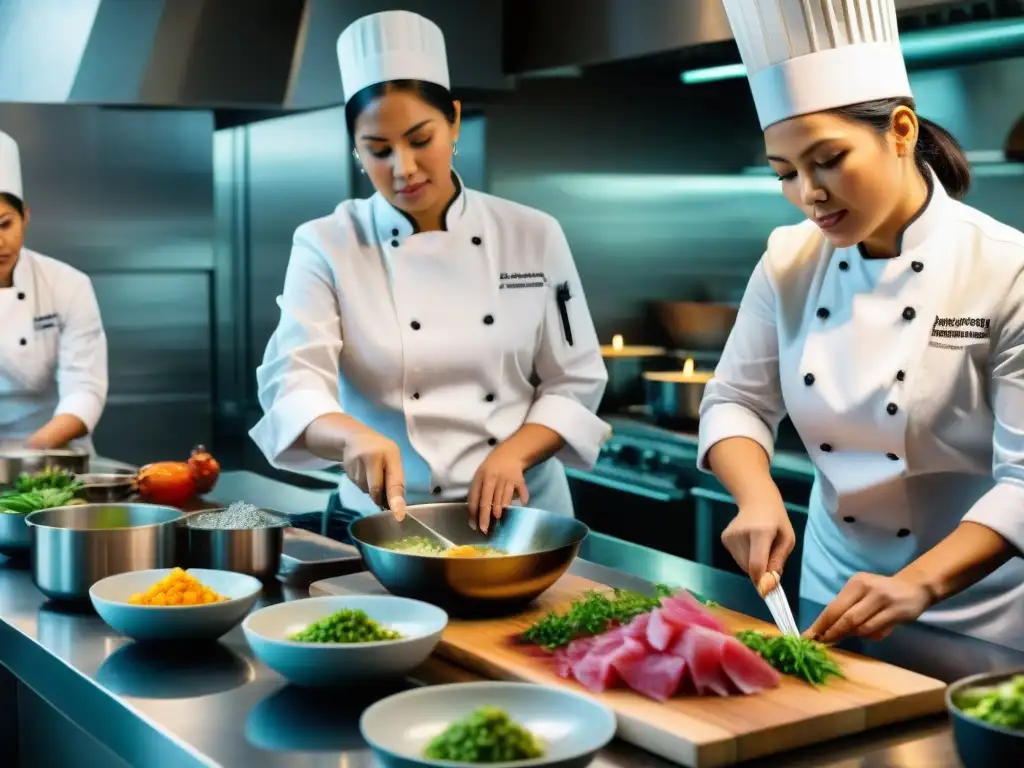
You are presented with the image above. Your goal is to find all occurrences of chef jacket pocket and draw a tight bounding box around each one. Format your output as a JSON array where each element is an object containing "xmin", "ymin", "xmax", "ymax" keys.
[{"xmin": 498, "ymin": 282, "xmax": 546, "ymax": 357}]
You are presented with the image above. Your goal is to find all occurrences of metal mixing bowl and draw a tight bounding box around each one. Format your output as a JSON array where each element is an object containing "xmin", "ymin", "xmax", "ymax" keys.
[
  {"xmin": 0, "ymin": 449, "xmax": 90, "ymax": 485},
  {"xmin": 26, "ymin": 503, "xmax": 183, "ymax": 602},
  {"xmin": 76, "ymin": 472, "xmax": 137, "ymax": 503},
  {"xmin": 349, "ymin": 503, "xmax": 589, "ymax": 618}
]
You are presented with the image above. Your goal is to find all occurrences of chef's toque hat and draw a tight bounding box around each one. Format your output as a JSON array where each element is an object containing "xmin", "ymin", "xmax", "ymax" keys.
[
  {"xmin": 337, "ymin": 10, "xmax": 450, "ymax": 103},
  {"xmin": 0, "ymin": 130, "xmax": 23, "ymax": 199},
  {"xmin": 722, "ymin": 0, "xmax": 913, "ymax": 130}
]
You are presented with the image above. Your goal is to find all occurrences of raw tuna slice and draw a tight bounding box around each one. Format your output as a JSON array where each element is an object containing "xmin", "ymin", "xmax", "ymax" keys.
[
  {"xmin": 620, "ymin": 612, "xmax": 651, "ymax": 640},
  {"xmin": 615, "ymin": 652, "xmax": 688, "ymax": 701},
  {"xmin": 660, "ymin": 592, "xmax": 727, "ymax": 634},
  {"xmin": 673, "ymin": 625, "xmax": 733, "ymax": 697},
  {"xmin": 645, "ymin": 608, "xmax": 680, "ymax": 651},
  {"xmin": 720, "ymin": 636, "xmax": 781, "ymax": 693},
  {"xmin": 571, "ymin": 636, "xmax": 647, "ymax": 692}
]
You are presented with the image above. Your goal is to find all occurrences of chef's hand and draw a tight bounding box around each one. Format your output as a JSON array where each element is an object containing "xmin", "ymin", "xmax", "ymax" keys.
[
  {"xmin": 721, "ymin": 501, "xmax": 796, "ymax": 598},
  {"xmin": 468, "ymin": 445, "xmax": 529, "ymax": 534},
  {"xmin": 341, "ymin": 426, "xmax": 407, "ymax": 520},
  {"xmin": 805, "ymin": 572, "xmax": 934, "ymax": 645}
]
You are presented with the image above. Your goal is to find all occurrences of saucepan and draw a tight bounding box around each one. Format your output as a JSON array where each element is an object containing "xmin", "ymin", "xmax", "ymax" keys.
[{"xmin": 349, "ymin": 503, "xmax": 589, "ymax": 617}]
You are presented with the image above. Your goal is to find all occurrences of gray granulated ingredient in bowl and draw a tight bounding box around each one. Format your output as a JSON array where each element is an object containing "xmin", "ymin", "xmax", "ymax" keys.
[{"xmin": 187, "ymin": 501, "xmax": 287, "ymax": 530}]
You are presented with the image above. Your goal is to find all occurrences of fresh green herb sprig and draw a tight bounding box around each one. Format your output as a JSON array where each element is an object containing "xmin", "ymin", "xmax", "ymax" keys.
[
  {"xmin": 288, "ymin": 608, "xmax": 402, "ymax": 644},
  {"xmin": 736, "ymin": 629, "xmax": 843, "ymax": 686},
  {"xmin": 520, "ymin": 584, "xmax": 684, "ymax": 650},
  {"xmin": 424, "ymin": 706, "xmax": 544, "ymax": 763},
  {"xmin": 0, "ymin": 486, "xmax": 80, "ymax": 514},
  {"xmin": 14, "ymin": 467, "xmax": 79, "ymax": 493}
]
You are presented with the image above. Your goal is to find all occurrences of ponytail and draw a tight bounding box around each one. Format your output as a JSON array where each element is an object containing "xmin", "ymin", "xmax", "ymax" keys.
[
  {"xmin": 915, "ymin": 115, "xmax": 971, "ymax": 200},
  {"xmin": 829, "ymin": 98, "xmax": 972, "ymax": 201}
]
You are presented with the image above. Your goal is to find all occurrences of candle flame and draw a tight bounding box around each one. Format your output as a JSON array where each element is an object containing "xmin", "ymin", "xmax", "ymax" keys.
[
  {"xmin": 682, "ymin": 358, "xmax": 695, "ymax": 377},
  {"xmin": 612, "ymin": 334, "xmax": 623, "ymax": 351}
]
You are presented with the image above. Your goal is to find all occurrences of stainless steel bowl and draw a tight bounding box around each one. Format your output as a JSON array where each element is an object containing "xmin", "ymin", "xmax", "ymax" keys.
[
  {"xmin": 26, "ymin": 503, "xmax": 183, "ymax": 602},
  {"xmin": 0, "ymin": 449, "xmax": 90, "ymax": 485},
  {"xmin": 76, "ymin": 472, "xmax": 137, "ymax": 503},
  {"xmin": 349, "ymin": 503, "xmax": 589, "ymax": 618},
  {"xmin": 642, "ymin": 369, "xmax": 713, "ymax": 423},
  {"xmin": 185, "ymin": 508, "xmax": 287, "ymax": 579}
]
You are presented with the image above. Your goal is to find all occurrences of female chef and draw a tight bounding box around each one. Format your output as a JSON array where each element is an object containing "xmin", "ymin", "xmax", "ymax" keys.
[
  {"xmin": 250, "ymin": 10, "xmax": 609, "ymax": 533},
  {"xmin": 0, "ymin": 130, "xmax": 108, "ymax": 452},
  {"xmin": 698, "ymin": 0, "xmax": 1024, "ymax": 651}
]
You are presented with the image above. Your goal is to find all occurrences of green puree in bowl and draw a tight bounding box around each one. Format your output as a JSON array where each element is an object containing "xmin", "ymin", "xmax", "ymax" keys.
[
  {"xmin": 955, "ymin": 674, "xmax": 1024, "ymax": 730},
  {"xmin": 424, "ymin": 706, "xmax": 544, "ymax": 763}
]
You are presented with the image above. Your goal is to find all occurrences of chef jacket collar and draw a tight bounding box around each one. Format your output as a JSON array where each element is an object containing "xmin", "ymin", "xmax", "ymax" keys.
[
  {"xmin": 857, "ymin": 166, "xmax": 945, "ymax": 259},
  {"xmin": 9, "ymin": 249, "xmax": 29, "ymax": 289},
  {"xmin": 373, "ymin": 170, "xmax": 468, "ymax": 240}
]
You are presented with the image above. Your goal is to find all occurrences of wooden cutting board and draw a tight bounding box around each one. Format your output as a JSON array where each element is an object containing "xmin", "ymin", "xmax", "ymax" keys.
[{"xmin": 311, "ymin": 571, "xmax": 947, "ymax": 767}]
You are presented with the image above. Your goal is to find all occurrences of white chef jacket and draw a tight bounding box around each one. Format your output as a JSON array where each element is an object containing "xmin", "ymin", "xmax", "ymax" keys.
[
  {"xmin": 250, "ymin": 175, "xmax": 610, "ymax": 516},
  {"xmin": 0, "ymin": 249, "xmax": 108, "ymax": 453},
  {"xmin": 697, "ymin": 171, "xmax": 1024, "ymax": 651}
]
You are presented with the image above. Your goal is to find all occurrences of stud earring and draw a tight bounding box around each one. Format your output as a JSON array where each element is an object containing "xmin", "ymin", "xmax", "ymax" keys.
[
  {"xmin": 452, "ymin": 141, "xmax": 458, "ymax": 157},
  {"xmin": 352, "ymin": 148, "xmax": 366, "ymax": 174}
]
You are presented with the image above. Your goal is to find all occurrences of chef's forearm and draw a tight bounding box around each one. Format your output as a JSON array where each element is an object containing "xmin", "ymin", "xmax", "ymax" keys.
[
  {"xmin": 897, "ymin": 521, "xmax": 1014, "ymax": 604},
  {"xmin": 706, "ymin": 436, "xmax": 785, "ymax": 509},
  {"xmin": 302, "ymin": 413, "xmax": 371, "ymax": 461},
  {"xmin": 499, "ymin": 424, "xmax": 565, "ymax": 470},
  {"xmin": 27, "ymin": 415, "xmax": 89, "ymax": 450}
]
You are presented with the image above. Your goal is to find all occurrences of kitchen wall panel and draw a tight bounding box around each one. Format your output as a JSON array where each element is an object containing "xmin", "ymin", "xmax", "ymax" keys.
[
  {"xmin": 0, "ymin": 104, "xmax": 215, "ymax": 463},
  {"xmin": 485, "ymin": 58, "xmax": 1024, "ymax": 344}
]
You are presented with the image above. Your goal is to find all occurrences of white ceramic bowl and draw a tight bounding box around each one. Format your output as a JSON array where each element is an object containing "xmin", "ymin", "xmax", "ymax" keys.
[
  {"xmin": 89, "ymin": 568, "xmax": 262, "ymax": 641},
  {"xmin": 242, "ymin": 595, "xmax": 448, "ymax": 687},
  {"xmin": 360, "ymin": 681, "xmax": 617, "ymax": 768}
]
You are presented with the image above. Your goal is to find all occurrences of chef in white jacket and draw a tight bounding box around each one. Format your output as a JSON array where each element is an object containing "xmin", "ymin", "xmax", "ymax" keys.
[
  {"xmin": 250, "ymin": 10, "xmax": 609, "ymax": 532},
  {"xmin": 698, "ymin": 0, "xmax": 1024, "ymax": 651},
  {"xmin": 0, "ymin": 130, "xmax": 108, "ymax": 452}
]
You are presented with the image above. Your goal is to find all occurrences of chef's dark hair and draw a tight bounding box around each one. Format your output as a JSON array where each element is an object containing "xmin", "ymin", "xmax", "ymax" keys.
[
  {"xmin": 830, "ymin": 98, "xmax": 971, "ymax": 200},
  {"xmin": 0, "ymin": 192, "xmax": 24, "ymax": 217},
  {"xmin": 344, "ymin": 79, "xmax": 457, "ymax": 136}
]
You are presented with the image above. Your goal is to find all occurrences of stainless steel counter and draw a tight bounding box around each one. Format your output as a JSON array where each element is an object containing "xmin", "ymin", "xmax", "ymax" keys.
[{"xmin": 1, "ymin": 526, "xmax": 1022, "ymax": 767}]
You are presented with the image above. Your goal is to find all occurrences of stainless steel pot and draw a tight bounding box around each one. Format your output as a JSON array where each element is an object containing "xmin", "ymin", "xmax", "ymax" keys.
[
  {"xmin": 651, "ymin": 301, "xmax": 738, "ymax": 351},
  {"xmin": 185, "ymin": 508, "xmax": 286, "ymax": 579},
  {"xmin": 643, "ymin": 369, "xmax": 715, "ymax": 423},
  {"xmin": 600, "ymin": 345, "xmax": 669, "ymax": 411},
  {"xmin": 0, "ymin": 513, "xmax": 31, "ymax": 560},
  {"xmin": 26, "ymin": 503, "xmax": 183, "ymax": 601},
  {"xmin": 0, "ymin": 449, "xmax": 90, "ymax": 485},
  {"xmin": 349, "ymin": 503, "xmax": 588, "ymax": 618}
]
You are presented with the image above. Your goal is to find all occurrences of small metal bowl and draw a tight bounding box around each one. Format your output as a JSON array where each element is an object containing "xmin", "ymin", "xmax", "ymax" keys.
[
  {"xmin": 76, "ymin": 472, "xmax": 137, "ymax": 503},
  {"xmin": 0, "ymin": 449, "xmax": 89, "ymax": 485},
  {"xmin": 184, "ymin": 507, "xmax": 288, "ymax": 580}
]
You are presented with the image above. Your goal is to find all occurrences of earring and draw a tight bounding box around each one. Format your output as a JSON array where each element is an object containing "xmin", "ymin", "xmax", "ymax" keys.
[
  {"xmin": 452, "ymin": 141, "xmax": 458, "ymax": 157},
  {"xmin": 352, "ymin": 148, "xmax": 365, "ymax": 174}
]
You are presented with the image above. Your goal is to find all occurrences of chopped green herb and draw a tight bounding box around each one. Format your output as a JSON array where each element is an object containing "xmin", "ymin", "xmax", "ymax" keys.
[
  {"xmin": 954, "ymin": 675, "xmax": 1024, "ymax": 730},
  {"xmin": 736, "ymin": 630, "xmax": 843, "ymax": 686},
  {"xmin": 288, "ymin": 608, "xmax": 402, "ymax": 644},
  {"xmin": 424, "ymin": 706, "xmax": 544, "ymax": 763},
  {"xmin": 520, "ymin": 583, "xmax": 719, "ymax": 650}
]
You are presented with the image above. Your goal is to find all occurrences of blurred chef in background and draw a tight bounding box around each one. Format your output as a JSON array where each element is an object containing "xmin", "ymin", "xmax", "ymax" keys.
[
  {"xmin": 698, "ymin": 0, "xmax": 1024, "ymax": 650},
  {"xmin": 250, "ymin": 10, "xmax": 609, "ymax": 532},
  {"xmin": 0, "ymin": 130, "xmax": 108, "ymax": 452}
]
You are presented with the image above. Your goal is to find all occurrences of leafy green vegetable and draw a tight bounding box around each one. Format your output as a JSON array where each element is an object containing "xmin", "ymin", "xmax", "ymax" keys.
[
  {"xmin": 0, "ymin": 486, "xmax": 80, "ymax": 515},
  {"xmin": 520, "ymin": 584, "xmax": 710, "ymax": 650},
  {"xmin": 288, "ymin": 608, "xmax": 402, "ymax": 644},
  {"xmin": 14, "ymin": 467, "xmax": 79, "ymax": 493},
  {"xmin": 424, "ymin": 706, "xmax": 544, "ymax": 763},
  {"xmin": 736, "ymin": 630, "xmax": 843, "ymax": 686},
  {"xmin": 955, "ymin": 675, "xmax": 1024, "ymax": 730}
]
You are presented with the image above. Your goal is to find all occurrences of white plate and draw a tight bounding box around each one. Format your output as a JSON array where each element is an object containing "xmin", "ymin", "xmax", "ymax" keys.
[
  {"xmin": 360, "ymin": 681, "xmax": 617, "ymax": 767},
  {"xmin": 242, "ymin": 595, "xmax": 447, "ymax": 687},
  {"xmin": 89, "ymin": 568, "xmax": 262, "ymax": 641}
]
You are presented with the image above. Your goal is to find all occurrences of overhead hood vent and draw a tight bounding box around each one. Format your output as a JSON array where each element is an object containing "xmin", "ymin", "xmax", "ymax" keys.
[
  {"xmin": 1, "ymin": 0, "xmax": 508, "ymax": 111},
  {"xmin": 505, "ymin": 0, "xmax": 1024, "ymax": 76}
]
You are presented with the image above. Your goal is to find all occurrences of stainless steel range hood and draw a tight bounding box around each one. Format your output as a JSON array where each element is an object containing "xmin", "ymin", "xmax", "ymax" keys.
[
  {"xmin": 504, "ymin": 0, "xmax": 1024, "ymax": 75},
  {"xmin": 1, "ymin": 0, "xmax": 507, "ymax": 110}
]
